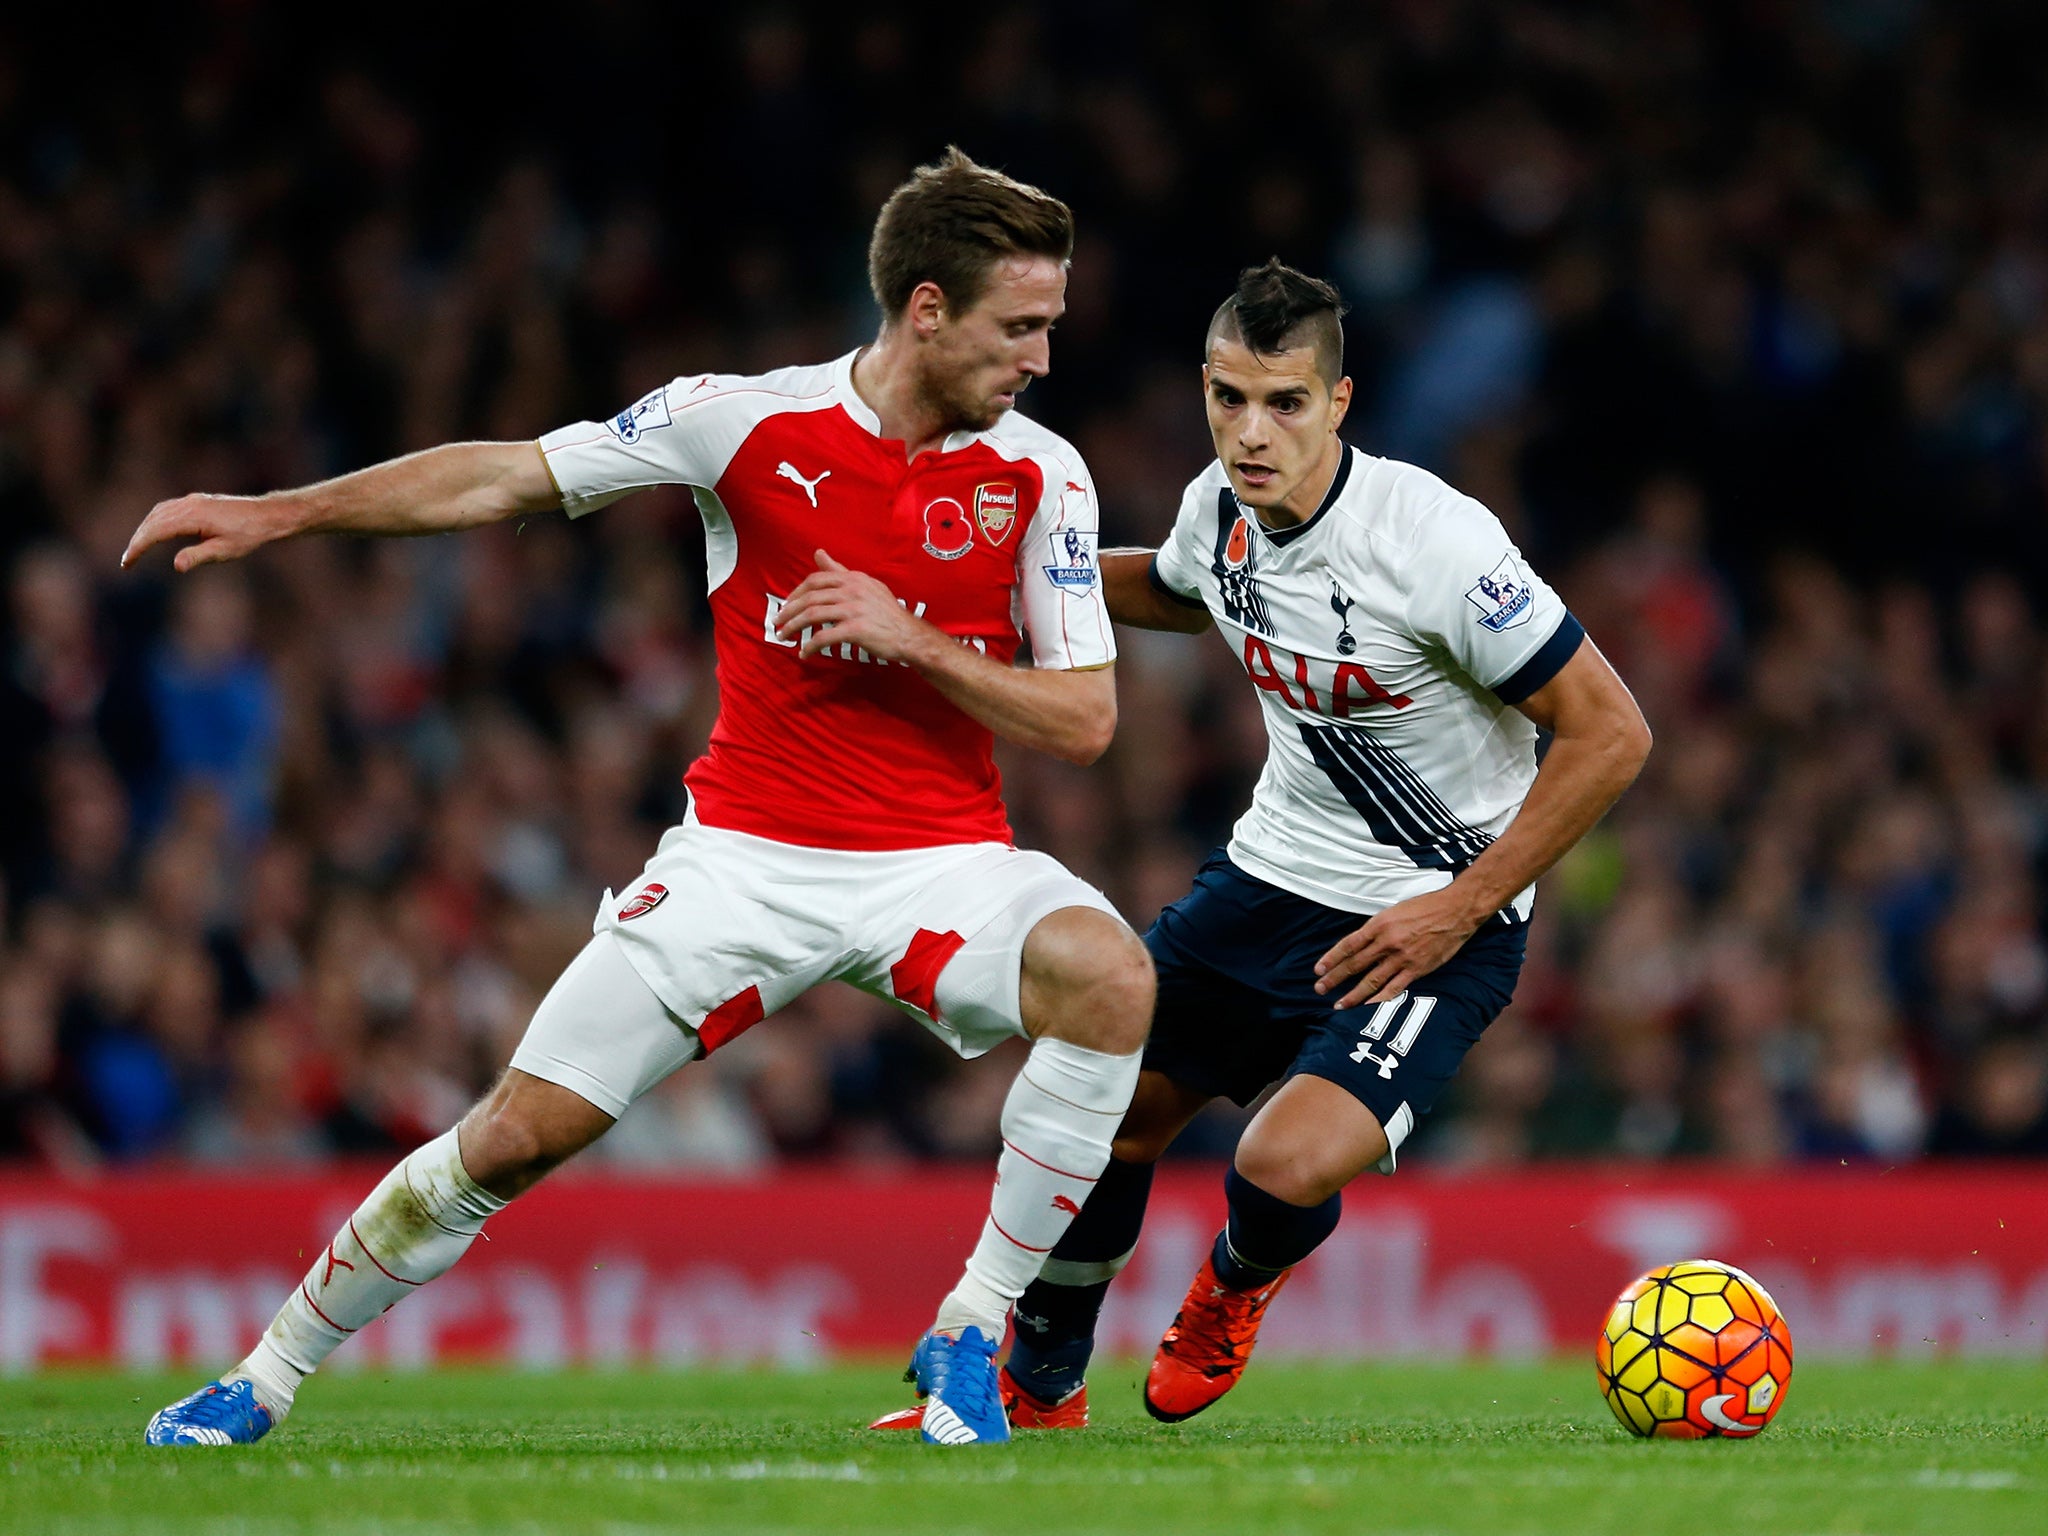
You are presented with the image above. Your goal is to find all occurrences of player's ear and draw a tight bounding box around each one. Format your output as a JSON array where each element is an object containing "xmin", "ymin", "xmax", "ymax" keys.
[
  {"xmin": 906, "ymin": 281, "xmax": 948, "ymax": 340},
  {"xmin": 1329, "ymin": 375, "xmax": 1353, "ymax": 432}
]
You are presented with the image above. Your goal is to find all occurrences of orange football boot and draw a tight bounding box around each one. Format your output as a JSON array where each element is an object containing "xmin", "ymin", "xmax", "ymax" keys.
[
  {"xmin": 868, "ymin": 1366, "xmax": 1087, "ymax": 1431},
  {"xmin": 1142, "ymin": 1255, "xmax": 1292, "ymax": 1422}
]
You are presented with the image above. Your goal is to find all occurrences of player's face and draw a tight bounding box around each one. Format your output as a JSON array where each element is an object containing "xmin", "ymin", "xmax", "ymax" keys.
[
  {"xmin": 1204, "ymin": 337, "xmax": 1352, "ymax": 521},
  {"xmin": 923, "ymin": 255, "xmax": 1066, "ymax": 432}
]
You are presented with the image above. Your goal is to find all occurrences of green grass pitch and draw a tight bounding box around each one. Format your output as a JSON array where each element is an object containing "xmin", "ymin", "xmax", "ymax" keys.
[{"xmin": 4, "ymin": 1362, "xmax": 2043, "ymax": 1535}]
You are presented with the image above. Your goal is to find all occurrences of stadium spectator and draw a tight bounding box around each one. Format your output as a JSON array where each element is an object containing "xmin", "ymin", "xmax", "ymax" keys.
[
  {"xmin": 0, "ymin": 959, "xmax": 96, "ymax": 1168},
  {"xmin": 143, "ymin": 570, "xmax": 278, "ymax": 844}
]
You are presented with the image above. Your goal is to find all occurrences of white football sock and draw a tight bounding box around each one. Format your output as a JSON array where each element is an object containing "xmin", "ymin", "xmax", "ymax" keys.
[
  {"xmin": 934, "ymin": 1036, "xmax": 1142, "ymax": 1341},
  {"xmin": 226, "ymin": 1126, "xmax": 505, "ymax": 1417}
]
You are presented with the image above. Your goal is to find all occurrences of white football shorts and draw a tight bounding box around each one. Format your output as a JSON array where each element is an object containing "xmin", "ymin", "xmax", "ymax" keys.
[{"xmin": 508, "ymin": 810, "xmax": 1125, "ymax": 1118}]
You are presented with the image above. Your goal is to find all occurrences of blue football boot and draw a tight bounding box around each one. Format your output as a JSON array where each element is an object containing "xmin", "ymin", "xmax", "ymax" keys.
[
  {"xmin": 144, "ymin": 1378, "xmax": 277, "ymax": 1446},
  {"xmin": 906, "ymin": 1326, "xmax": 1010, "ymax": 1446}
]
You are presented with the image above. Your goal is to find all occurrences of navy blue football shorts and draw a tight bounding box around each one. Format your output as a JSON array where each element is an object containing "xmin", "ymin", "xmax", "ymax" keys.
[{"xmin": 1142, "ymin": 850, "xmax": 1527, "ymax": 1171}]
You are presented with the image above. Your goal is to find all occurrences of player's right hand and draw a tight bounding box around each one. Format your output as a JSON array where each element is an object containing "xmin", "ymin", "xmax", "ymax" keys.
[
  {"xmin": 1313, "ymin": 884, "xmax": 1480, "ymax": 1009},
  {"xmin": 122, "ymin": 494, "xmax": 298, "ymax": 572},
  {"xmin": 776, "ymin": 549, "xmax": 937, "ymax": 664}
]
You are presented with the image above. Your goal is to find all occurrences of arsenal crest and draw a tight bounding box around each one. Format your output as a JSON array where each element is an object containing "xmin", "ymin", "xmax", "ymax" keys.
[
  {"xmin": 616, "ymin": 883, "xmax": 669, "ymax": 921},
  {"xmin": 923, "ymin": 497, "xmax": 973, "ymax": 560},
  {"xmin": 974, "ymin": 482, "xmax": 1019, "ymax": 545}
]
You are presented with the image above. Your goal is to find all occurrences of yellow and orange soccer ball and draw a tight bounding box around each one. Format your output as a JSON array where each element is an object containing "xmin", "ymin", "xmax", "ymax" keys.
[{"xmin": 1596, "ymin": 1259, "xmax": 1793, "ymax": 1439}]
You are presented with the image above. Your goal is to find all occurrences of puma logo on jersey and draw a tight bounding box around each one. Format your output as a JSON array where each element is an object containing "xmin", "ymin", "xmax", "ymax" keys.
[
  {"xmin": 776, "ymin": 462, "xmax": 831, "ymax": 506},
  {"xmin": 1051, "ymin": 1194, "xmax": 1083, "ymax": 1216}
]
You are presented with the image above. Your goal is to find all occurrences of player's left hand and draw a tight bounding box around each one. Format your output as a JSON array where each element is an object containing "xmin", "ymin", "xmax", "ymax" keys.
[
  {"xmin": 1313, "ymin": 885, "xmax": 1481, "ymax": 1009},
  {"xmin": 775, "ymin": 550, "xmax": 933, "ymax": 663}
]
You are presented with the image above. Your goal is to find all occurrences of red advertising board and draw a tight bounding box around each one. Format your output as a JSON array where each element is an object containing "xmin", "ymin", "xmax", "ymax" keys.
[{"xmin": 2, "ymin": 1166, "xmax": 2042, "ymax": 1371}]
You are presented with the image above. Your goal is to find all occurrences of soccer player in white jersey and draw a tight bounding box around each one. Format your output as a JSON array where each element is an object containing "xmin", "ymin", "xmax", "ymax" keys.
[
  {"xmin": 991, "ymin": 260, "xmax": 1649, "ymax": 1426},
  {"xmin": 125, "ymin": 149, "xmax": 1153, "ymax": 1449}
]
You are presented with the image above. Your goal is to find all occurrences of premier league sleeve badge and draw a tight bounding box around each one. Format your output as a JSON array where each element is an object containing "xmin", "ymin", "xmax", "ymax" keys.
[
  {"xmin": 1464, "ymin": 554, "xmax": 1533, "ymax": 632},
  {"xmin": 1043, "ymin": 528, "xmax": 1099, "ymax": 590}
]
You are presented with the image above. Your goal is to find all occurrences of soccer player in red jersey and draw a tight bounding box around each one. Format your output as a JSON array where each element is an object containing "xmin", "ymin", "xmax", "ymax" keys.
[{"xmin": 129, "ymin": 149, "xmax": 1151, "ymax": 1450}]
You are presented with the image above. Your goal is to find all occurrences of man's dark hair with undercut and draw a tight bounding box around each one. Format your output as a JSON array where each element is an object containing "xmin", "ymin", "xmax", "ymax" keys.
[{"xmin": 1207, "ymin": 258, "xmax": 1349, "ymax": 385}]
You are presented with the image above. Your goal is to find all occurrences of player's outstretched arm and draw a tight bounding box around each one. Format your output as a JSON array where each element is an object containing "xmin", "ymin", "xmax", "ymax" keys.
[
  {"xmin": 1314, "ymin": 636, "xmax": 1651, "ymax": 1007},
  {"xmin": 121, "ymin": 441, "xmax": 562, "ymax": 573},
  {"xmin": 1098, "ymin": 549, "xmax": 1213, "ymax": 634},
  {"xmin": 774, "ymin": 550, "xmax": 1117, "ymax": 764}
]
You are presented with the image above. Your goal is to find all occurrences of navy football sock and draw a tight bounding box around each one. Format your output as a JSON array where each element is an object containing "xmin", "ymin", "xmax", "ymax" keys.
[
  {"xmin": 1210, "ymin": 1165, "xmax": 1341, "ymax": 1289},
  {"xmin": 1006, "ymin": 1157, "xmax": 1155, "ymax": 1400}
]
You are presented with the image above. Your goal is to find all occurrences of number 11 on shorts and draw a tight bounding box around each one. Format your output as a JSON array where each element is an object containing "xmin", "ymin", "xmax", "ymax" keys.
[{"xmin": 1348, "ymin": 993, "xmax": 1437, "ymax": 1079}]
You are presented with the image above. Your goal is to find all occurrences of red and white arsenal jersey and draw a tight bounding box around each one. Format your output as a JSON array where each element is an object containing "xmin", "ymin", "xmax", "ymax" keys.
[{"xmin": 537, "ymin": 351, "xmax": 1115, "ymax": 851}]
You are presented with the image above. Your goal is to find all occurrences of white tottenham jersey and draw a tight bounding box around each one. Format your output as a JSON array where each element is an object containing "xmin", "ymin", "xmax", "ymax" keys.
[{"xmin": 1152, "ymin": 447, "xmax": 1584, "ymax": 919}]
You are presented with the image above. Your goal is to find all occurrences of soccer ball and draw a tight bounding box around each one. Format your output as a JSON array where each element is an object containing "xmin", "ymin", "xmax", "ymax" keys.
[{"xmin": 1595, "ymin": 1259, "xmax": 1793, "ymax": 1439}]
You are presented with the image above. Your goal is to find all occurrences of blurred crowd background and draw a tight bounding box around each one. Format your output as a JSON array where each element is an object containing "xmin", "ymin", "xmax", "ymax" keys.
[{"xmin": 6, "ymin": 1, "xmax": 2048, "ymax": 1173}]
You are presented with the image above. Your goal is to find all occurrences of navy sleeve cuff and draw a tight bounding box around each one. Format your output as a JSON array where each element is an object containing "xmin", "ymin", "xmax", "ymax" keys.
[
  {"xmin": 1148, "ymin": 554, "xmax": 1208, "ymax": 610},
  {"xmin": 1492, "ymin": 612, "xmax": 1585, "ymax": 705}
]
